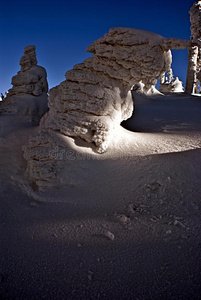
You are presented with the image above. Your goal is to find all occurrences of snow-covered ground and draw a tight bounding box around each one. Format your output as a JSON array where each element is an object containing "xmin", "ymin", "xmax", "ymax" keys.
[{"xmin": 0, "ymin": 93, "xmax": 201, "ymax": 299}]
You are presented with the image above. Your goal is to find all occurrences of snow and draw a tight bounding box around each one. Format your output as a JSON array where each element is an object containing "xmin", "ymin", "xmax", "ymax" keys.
[
  {"xmin": 39, "ymin": 27, "xmax": 193, "ymax": 155},
  {"xmin": 0, "ymin": 93, "xmax": 201, "ymax": 299}
]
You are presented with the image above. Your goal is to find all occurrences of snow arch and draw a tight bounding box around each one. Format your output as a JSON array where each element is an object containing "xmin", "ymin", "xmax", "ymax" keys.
[
  {"xmin": 38, "ymin": 27, "xmax": 190, "ymax": 153},
  {"xmin": 24, "ymin": 28, "xmax": 193, "ymax": 190}
]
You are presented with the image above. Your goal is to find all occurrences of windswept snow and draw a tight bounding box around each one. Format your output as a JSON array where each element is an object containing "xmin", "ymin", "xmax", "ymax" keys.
[{"xmin": 0, "ymin": 93, "xmax": 201, "ymax": 299}]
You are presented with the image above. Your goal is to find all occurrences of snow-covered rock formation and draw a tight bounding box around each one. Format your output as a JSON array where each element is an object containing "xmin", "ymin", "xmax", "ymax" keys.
[
  {"xmin": 8, "ymin": 45, "xmax": 48, "ymax": 97},
  {"xmin": 41, "ymin": 28, "xmax": 175, "ymax": 154},
  {"xmin": 36, "ymin": 28, "xmax": 191, "ymax": 153},
  {"xmin": 189, "ymin": 1, "xmax": 201, "ymax": 42},
  {"xmin": 23, "ymin": 28, "xmax": 194, "ymax": 190},
  {"xmin": 185, "ymin": 1, "xmax": 201, "ymax": 94},
  {"xmin": 0, "ymin": 45, "xmax": 48, "ymax": 124}
]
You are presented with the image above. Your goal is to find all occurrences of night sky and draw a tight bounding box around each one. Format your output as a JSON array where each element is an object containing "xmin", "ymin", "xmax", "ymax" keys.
[{"xmin": 0, "ymin": 0, "xmax": 195, "ymax": 94}]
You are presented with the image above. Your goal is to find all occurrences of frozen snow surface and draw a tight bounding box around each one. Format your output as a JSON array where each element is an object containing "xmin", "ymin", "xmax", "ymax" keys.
[
  {"xmin": 1, "ymin": 20, "xmax": 201, "ymax": 298},
  {"xmin": 0, "ymin": 93, "xmax": 201, "ymax": 299}
]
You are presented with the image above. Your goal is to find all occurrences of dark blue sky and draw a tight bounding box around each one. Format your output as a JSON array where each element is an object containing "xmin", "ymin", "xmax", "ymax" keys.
[{"xmin": 0, "ymin": 0, "xmax": 195, "ymax": 93}]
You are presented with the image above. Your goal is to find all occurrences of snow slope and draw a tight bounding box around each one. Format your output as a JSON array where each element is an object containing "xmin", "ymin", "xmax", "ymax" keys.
[{"xmin": 0, "ymin": 93, "xmax": 201, "ymax": 299}]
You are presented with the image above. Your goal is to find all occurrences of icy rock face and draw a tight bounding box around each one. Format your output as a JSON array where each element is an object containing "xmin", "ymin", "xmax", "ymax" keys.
[
  {"xmin": 8, "ymin": 45, "xmax": 48, "ymax": 97},
  {"xmin": 0, "ymin": 46, "xmax": 49, "ymax": 124},
  {"xmin": 40, "ymin": 28, "xmax": 176, "ymax": 153}
]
